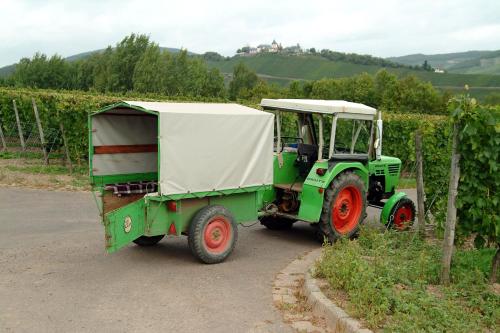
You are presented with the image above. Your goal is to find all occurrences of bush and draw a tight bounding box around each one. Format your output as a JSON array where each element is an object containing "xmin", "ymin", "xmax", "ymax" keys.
[{"xmin": 315, "ymin": 228, "xmax": 499, "ymax": 331}]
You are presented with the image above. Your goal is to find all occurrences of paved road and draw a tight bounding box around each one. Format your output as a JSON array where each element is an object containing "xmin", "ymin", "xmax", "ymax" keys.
[{"xmin": 0, "ymin": 187, "xmax": 415, "ymax": 333}]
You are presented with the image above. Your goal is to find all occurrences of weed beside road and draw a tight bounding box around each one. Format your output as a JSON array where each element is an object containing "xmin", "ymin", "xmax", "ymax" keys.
[{"xmin": 315, "ymin": 227, "xmax": 499, "ymax": 332}]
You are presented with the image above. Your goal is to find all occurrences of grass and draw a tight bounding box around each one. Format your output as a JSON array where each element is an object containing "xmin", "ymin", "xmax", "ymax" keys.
[
  {"xmin": 4, "ymin": 164, "xmax": 87, "ymax": 175},
  {"xmin": 398, "ymin": 177, "xmax": 416, "ymax": 189},
  {"xmin": 315, "ymin": 227, "xmax": 499, "ymax": 332}
]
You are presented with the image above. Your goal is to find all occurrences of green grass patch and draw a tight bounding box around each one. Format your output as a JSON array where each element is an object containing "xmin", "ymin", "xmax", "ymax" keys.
[
  {"xmin": 398, "ymin": 177, "xmax": 416, "ymax": 189},
  {"xmin": 4, "ymin": 164, "xmax": 87, "ymax": 175},
  {"xmin": 0, "ymin": 151, "xmax": 65, "ymax": 160},
  {"xmin": 315, "ymin": 228, "xmax": 499, "ymax": 332}
]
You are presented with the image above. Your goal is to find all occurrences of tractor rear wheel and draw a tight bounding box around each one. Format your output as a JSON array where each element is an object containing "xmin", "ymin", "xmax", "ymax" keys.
[
  {"xmin": 259, "ymin": 216, "xmax": 294, "ymax": 230},
  {"xmin": 388, "ymin": 197, "xmax": 416, "ymax": 231},
  {"xmin": 133, "ymin": 235, "xmax": 165, "ymax": 246},
  {"xmin": 319, "ymin": 171, "xmax": 367, "ymax": 243},
  {"xmin": 188, "ymin": 205, "xmax": 238, "ymax": 264}
]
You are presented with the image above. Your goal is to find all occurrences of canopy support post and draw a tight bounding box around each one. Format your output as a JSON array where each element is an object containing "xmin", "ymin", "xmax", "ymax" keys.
[{"xmin": 328, "ymin": 115, "xmax": 338, "ymax": 159}]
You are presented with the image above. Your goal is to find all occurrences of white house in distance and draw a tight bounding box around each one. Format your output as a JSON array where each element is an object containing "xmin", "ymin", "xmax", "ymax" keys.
[{"xmin": 239, "ymin": 39, "xmax": 301, "ymax": 56}]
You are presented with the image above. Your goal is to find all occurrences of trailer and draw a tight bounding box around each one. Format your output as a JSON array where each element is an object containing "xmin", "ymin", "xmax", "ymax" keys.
[
  {"xmin": 89, "ymin": 99, "xmax": 415, "ymax": 263},
  {"xmin": 89, "ymin": 101, "xmax": 274, "ymax": 263}
]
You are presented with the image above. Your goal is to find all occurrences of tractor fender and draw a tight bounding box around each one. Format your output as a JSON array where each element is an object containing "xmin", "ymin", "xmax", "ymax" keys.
[
  {"xmin": 298, "ymin": 161, "xmax": 369, "ymax": 223},
  {"xmin": 380, "ymin": 192, "xmax": 408, "ymax": 225}
]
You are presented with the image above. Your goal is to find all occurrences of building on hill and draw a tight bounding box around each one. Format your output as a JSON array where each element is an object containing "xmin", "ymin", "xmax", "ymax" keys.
[
  {"xmin": 270, "ymin": 39, "xmax": 283, "ymax": 53},
  {"xmin": 237, "ymin": 40, "xmax": 303, "ymax": 56},
  {"xmin": 257, "ymin": 44, "xmax": 272, "ymax": 53},
  {"xmin": 283, "ymin": 43, "xmax": 302, "ymax": 54}
]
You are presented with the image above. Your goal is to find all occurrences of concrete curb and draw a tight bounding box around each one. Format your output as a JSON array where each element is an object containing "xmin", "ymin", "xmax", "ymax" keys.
[{"xmin": 303, "ymin": 260, "xmax": 373, "ymax": 333}]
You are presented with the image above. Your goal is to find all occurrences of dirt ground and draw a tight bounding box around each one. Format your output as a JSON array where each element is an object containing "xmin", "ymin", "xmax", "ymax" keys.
[{"xmin": 0, "ymin": 158, "xmax": 89, "ymax": 191}]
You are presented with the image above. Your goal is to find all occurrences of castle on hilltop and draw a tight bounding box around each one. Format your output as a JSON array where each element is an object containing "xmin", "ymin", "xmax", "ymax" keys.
[{"xmin": 236, "ymin": 40, "xmax": 303, "ymax": 56}]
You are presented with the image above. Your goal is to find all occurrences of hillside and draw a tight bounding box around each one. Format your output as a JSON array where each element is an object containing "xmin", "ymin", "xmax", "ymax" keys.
[
  {"xmin": 206, "ymin": 53, "xmax": 500, "ymax": 101},
  {"xmin": 388, "ymin": 50, "xmax": 500, "ymax": 75}
]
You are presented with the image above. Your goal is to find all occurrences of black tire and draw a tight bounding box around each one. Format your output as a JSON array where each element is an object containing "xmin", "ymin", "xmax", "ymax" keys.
[
  {"xmin": 259, "ymin": 216, "xmax": 294, "ymax": 230},
  {"xmin": 188, "ymin": 205, "xmax": 238, "ymax": 264},
  {"xmin": 319, "ymin": 171, "xmax": 367, "ymax": 243},
  {"xmin": 133, "ymin": 235, "xmax": 165, "ymax": 246},
  {"xmin": 387, "ymin": 197, "xmax": 416, "ymax": 231}
]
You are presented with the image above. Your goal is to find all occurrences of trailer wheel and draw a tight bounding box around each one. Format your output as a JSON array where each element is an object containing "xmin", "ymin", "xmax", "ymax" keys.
[
  {"xmin": 259, "ymin": 216, "xmax": 294, "ymax": 230},
  {"xmin": 388, "ymin": 197, "xmax": 416, "ymax": 231},
  {"xmin": 188, "ymin": 205, "xmax": 238, "ymax": 264},
  {"xmin": 133, "ymin": 235, "xmax": 165, "ymax": 246},
  {"xmin": 320, "ymin": 171, "xmax": 367, "ymax": 243}
]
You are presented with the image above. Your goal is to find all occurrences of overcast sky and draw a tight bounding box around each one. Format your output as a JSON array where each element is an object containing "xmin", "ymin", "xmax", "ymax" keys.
[{"xmin": 1, "ymin": 0, "xmax": 499, "ymax": 66}]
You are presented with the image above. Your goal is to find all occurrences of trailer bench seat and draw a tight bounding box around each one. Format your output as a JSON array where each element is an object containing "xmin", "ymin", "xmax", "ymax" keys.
[{"xmin": 104, "ymin": 181, "xmax": 158, "ymax": 196}]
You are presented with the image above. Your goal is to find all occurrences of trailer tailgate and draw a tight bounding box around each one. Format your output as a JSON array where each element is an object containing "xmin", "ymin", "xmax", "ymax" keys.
[{"xmin": 104, "ymin": 198, "xmax": 146, "ymax": 253}]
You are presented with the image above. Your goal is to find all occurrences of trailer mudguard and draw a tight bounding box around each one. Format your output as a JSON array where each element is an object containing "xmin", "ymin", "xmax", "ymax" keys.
[
  {"xmin": 104, "ymin": 198, "xmax": 146, "ymax": 253},
  {"xmin": 380, "ymin": 192, "xmax": 408, "ymax": 225}
]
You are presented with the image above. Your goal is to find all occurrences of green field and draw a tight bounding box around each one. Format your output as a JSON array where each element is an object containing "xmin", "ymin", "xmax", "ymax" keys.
[
  {"xmin": 207, "ymin": 54, "xmax": 500, "ymax": 100},
  {"xmin": 389, "ymin": 50, "xmax": 500, "ymax": 75}
]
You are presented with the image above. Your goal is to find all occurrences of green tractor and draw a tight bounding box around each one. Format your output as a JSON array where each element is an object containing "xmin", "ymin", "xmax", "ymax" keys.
[
  {"xmin": 258, "ymin": 99, "xmax": 415, "ymax": 242},
  {"xmin": 89, "ymin": 99, "xmax": 414, "ymax": 264}
]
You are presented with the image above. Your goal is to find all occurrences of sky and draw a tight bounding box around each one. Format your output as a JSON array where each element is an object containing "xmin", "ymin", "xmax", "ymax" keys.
[{"xmin": 1, "ymin": 0, "xmax": 499, "ymax": 67}]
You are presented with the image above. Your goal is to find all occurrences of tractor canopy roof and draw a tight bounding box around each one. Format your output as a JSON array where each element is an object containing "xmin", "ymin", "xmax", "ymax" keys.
[{"xmin": 260, "ymin": 99, "xmax": 377, "ymax": 118}]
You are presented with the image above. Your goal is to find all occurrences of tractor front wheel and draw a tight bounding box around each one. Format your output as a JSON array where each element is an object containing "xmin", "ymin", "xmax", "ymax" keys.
[
  {"xmin": 133, "ymin": 235, "xmax": 165, "ymax": 246},
  {"xmin": 188, "ymin": 205, "xmax": 238, "ymax": 264},
  {"xmin": 388, "ymin": 197, "xmax": 416, "ymax": 231},
  {"xmin": 319, "ymin": 171, "xmax": 367, "ymax": 243}
]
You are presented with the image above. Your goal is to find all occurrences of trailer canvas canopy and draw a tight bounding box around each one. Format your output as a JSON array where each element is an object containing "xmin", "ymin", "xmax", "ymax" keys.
[{"xmin": 90, "ymin": 101, "xmax": 274, "ymax": 196}]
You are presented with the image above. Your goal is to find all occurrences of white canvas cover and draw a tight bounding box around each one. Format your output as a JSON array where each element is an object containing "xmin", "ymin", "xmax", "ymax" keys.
[
  {"xmin": 123, "ymin": 101, "xmax": 274, "ymax": 196},
  {"xmin": 260, "ymin": 99, "xmax": 377, "ymax": 117}
]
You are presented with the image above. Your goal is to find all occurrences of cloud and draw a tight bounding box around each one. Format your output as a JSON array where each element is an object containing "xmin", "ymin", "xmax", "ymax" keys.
[{"xmin": 0, "ymin": 0, "xmax": 499, "ymax": 66}]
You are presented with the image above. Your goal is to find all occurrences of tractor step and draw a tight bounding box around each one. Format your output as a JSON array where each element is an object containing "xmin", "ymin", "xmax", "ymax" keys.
[{"xmin": 274, "ymin": 183, "xmax": 303, "ymax": 192}]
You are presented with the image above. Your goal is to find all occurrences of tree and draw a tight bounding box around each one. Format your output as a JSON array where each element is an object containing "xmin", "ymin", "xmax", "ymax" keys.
[
  {"xmin": 133, "ymin": 43, "xmax": 169, "ymax": 93},
  {"xmin": 228, "ymin": 62, "xmax": 258, "ymax": 100},
  {"xmin": 202, "ymin": 52, "xmax": 224, "ymax": 61},
  {"xmin": 202, "ymin": 68, "xmax": 225, "ymax": 98},
  {"xmin": 422, "ymin": 60, "xmax": 433, "ymax": 71},
  {"xmin": 11, "ymin": 53, "xmax": 73, "ymax": 89},
  {"xmin": 107, "ymin": 33, "xmax": 150, "ymax": 92}
]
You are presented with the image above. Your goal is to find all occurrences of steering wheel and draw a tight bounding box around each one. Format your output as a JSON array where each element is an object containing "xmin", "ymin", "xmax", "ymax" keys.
[{"xmin": 274, "ymin": 136, "xmax": 303, "ymax": 153}]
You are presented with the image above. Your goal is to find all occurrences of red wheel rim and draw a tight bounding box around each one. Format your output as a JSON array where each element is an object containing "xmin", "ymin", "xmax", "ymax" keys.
[
  {"xmin": 203, "ymin": 216, "xmax": 231, "ymax": 254},
  {"xmin": 393, "ymin": 204, "xmax": 413, "ymax": 230},
  {"xmin": 331, "ymin": 185, "xmax": 362, "ymax": 234}
]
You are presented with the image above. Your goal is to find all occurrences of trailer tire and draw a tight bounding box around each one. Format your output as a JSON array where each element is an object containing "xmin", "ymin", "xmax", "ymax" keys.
[
  {"xmin": 387, "ymin": 197, "xmax": 416, "ymax": 231},
  {"xmin": 188, "ymin": 205, "xmax": 238, "ymax": 264},
  {"xmin": 259, "ymin": 216, "xmax": 294, "ymax": 230},
  {"xmin": 133, "ymin": 235, "xmax": 165, "ymax": 246},
  {"xmin": 320, "ymin": 171, "xmax": 367, "ymax": 243}
]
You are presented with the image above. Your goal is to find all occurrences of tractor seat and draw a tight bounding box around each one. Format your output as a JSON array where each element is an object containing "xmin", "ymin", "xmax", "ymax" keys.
[
  {"xmin": 330, "ymin": 153, "xmax": 369, "ymax": 163},
  {"xmin": 295, "ymin": 143, "xmax": 318, "ymax": 177}
]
